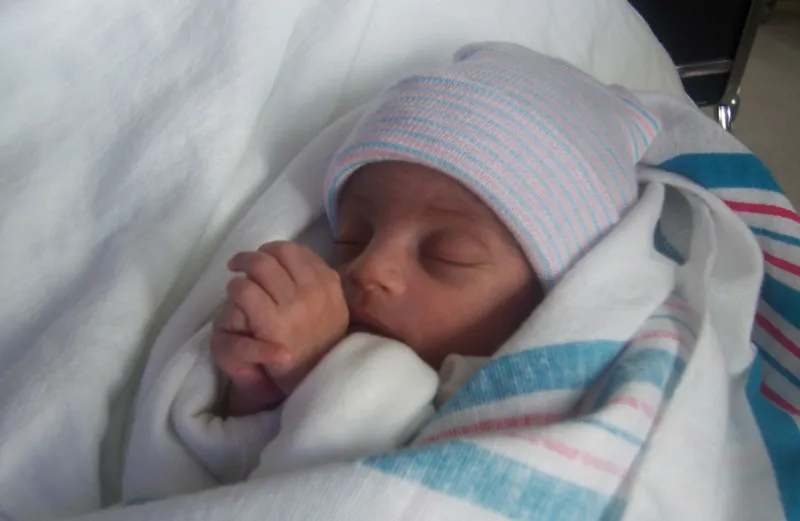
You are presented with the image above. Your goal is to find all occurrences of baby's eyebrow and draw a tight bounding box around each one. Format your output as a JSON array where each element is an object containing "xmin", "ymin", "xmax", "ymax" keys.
[
  {"xmin": 433, "ymin": 229, "xmax": 493, "ymax": 251},
  {"xmin": 426, "ymin": 204, "xmax": 477, "ymax": 219},
  {"xmin": 425, "ymin": 201, "xmax": 499, "ymax": 228}
]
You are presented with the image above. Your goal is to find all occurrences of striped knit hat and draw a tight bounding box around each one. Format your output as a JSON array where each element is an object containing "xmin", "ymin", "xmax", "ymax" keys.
[{"xmin": 324, "ymin": 42, "xmax": 661, "ymax": 288}]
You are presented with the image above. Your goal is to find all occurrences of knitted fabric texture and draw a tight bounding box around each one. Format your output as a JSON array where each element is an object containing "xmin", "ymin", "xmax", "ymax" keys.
[{"xmin": 324, "ymin": 42, "xmax": 661, "ymax": 288}]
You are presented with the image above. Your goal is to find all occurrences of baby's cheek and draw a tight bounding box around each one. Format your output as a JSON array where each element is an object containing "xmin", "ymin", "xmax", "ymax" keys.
[{"xmin": 409, "ymin": 298, "xmax": 481, "ymax": 366}]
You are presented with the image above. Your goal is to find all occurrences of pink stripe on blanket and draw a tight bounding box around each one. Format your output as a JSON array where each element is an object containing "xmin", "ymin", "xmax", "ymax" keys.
[
  {"xmin": 761, "ymin": 383, "xmax": 800, "ymax": 415},
  {"xmin": 607, "ymin": 395, "xmax": 657, "ymax": 420},
  {"xmin": 756, "ymin": 313, "xmax": 800, "ymax": 359},
  {"xmin": 508, "ymin": 432, "xmax": 626, "ymax": 477},
  {"xmin": 418, "ymin": 413, "xmax": 565, "ymax": 444}
]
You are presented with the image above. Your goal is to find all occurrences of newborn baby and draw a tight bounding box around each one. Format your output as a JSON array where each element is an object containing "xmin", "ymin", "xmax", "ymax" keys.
[
  {"xmin": 213, "ymin": 160, "xmax": 541, "ymax": 417},
  {"xmin": 184, "ymin": 42, "xmax": 649, "ymax": 481}
]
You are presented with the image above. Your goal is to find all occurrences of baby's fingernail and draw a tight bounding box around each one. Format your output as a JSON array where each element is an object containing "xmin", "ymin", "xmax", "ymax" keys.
[{"xmin": 274, "ymin": 349, "xmax": 292, "ymax": 365}]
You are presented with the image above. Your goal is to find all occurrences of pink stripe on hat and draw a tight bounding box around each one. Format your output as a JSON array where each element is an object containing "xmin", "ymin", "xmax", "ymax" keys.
[{"xmin": 325, "ymin": 42, "xmax": 661, "ymax": 289}]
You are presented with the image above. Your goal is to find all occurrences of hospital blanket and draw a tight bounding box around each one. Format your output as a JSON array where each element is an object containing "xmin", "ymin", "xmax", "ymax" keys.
[
  {"xmin": 0, "ymin": 0, "xmax": 685, "ymax": 519},
  {"xmin": 73, "ymin": 93, "xmax": 800, "ymax": 521},
  {"xmin": 0, "ymin": 3, "xmax": 796, "ymax": 520}
]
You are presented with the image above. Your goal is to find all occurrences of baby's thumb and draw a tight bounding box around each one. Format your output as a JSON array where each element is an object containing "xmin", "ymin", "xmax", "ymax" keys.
[{"xmin": 228, "ymin": 363, "xmax": 269, "ymax": 389}]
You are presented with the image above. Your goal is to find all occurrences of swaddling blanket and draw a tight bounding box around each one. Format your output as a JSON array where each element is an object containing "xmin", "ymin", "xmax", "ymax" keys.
[
  {"xmin": 0, "ymin": 0, "xmax": 687, "ymax": 519},
  {"xmin": 102, "ymin": 90, "xmax": 800, "ymax": 521}
]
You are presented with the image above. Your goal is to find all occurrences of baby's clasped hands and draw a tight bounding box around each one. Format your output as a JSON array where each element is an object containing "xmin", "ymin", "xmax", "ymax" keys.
[{"xmin": 211, "ymin": 241, "xmax": 349, "ymax": 416}]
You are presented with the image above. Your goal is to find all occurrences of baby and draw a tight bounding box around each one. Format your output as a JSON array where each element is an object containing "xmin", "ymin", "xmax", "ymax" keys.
[
  {"xmin": 200, "ymin": 42, "xmax": 651, "ymax": 478},
  {"xmin": 213, "ymin": 159, "xmax": 541, "ymax": 417}
]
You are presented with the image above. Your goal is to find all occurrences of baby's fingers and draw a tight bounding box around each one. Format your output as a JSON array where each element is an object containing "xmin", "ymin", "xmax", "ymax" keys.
[
  {"xmin": 258, "ymin": 241, "xmax": 327, "ymax": 287},
  {"xmin": 213, "ymin": 302, "xmax": 250, "ymax": 334},
  {"xmin": 228, "ymin": 251, "xmax": 296, "ymax": 305},
  {"xmin": 211, "ymin": 331, "xmax": 292, "ymax": 374},
  {"xmin": 226, "ymin": 276, "xmax": 276, "ymax": 320},
  {"xmin": 222, "ymin": 361, "xmax": 267, "ymax": 390}
]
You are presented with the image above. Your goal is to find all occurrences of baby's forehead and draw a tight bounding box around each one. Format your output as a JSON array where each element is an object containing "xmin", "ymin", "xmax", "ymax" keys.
[{"xmin": 339, "ymin": 161, "xmax": 491, "ymax": 219}]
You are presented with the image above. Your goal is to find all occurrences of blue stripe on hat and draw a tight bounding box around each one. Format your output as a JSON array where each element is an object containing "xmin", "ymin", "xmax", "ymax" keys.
[
  {"xmin": 371, "ymin": 95, "xmax": 615, "ymax": 234},
  {"xmin": 362, "ymin": 113, "xmax": 592, "ymax": 252},
  {"xmin": 370, "ymin": 95, "xmax": 614, "ymax": 242},
  {"xmin": 429, "ymin": 70, "xmax": 636, "ymax": 209},
  {"xmin": 619, "ymin": 97, "xmax": 661, "ymax": 135},
  {"xmin": 464, "ymin": 71, "xmax": 635, "ymax": 206},
  {"xmin": 397, "ymin": 74, "xmax": 628, "ymax": 228},
  {"xmin": 329, "ymin": 140, "xmax": 563, "ymax": 279},
  {"xmin": 327, "ymin": 44, "xmax": 653, "ymax": 288},
  {"xmin": 374, "ymin": 90, "xmax": 629, "ymax": 209}
]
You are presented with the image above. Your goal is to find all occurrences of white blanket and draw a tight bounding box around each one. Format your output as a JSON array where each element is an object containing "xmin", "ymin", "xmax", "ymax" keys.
[
  {"xmin": 0, "ymin": 1, "xmax": 684, "ymax": 519},
  {"xmin": 55, "ymin": 93, "xmax": 800, "ymax": 520}
]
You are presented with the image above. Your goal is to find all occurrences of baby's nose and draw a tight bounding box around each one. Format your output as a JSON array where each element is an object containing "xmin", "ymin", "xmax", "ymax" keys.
[{"xmin": 346, "ymin": 242, "xmax": 407, "ymax": 296}]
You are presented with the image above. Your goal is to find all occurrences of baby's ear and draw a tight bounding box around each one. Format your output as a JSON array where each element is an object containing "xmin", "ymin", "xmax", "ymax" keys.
[{"xmin": 608, "ymin": 85, "xmax": 662, "ymax": 162}]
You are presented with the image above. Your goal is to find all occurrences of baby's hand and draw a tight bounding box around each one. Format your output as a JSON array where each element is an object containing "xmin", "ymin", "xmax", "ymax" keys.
[
  {"xmin": 211, "ymin": 302, "xmax": 287, "ymax": 416},
  {"xmin": 211, "ymin": 241, "xmax": 349, "ymax": 415}
]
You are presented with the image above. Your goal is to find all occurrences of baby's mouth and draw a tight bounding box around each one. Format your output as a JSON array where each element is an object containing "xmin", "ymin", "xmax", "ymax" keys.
[{"xmin": 347, "ymin": 310, "xmax": 397, "ymax": 341}]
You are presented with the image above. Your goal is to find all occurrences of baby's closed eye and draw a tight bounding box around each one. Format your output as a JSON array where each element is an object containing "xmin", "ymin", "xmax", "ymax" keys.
[{"xmin": 422, "ymin": 233, "xmax": 490, "ymax": 267}]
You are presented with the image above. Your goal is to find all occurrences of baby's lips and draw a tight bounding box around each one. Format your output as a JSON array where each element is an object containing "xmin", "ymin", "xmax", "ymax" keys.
[{"xmin": 347, "ymin": 306, "xmax": 399, "ymax": 342}]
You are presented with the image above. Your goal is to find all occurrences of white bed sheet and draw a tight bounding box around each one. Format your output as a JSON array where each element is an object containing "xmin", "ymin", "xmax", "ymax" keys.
[{"xmin": 0, "ymin": 0, "xmax": 683, "ymax": 518}]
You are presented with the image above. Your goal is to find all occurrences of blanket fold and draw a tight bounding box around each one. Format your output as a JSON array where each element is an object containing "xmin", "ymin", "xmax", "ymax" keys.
[
  {"xmin": 100, "ymin": 92, "xmax": 798, "ymax": 521},
  {"xmin": 0, "ymin": 0, "xmax": 687, "ymax": 518},
  {"xmin": 1, "ymin": 2, "xmax": 797, "ymax": 519}
]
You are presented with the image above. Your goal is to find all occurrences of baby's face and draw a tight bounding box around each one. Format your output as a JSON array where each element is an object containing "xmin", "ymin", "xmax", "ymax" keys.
[{"xmin": 334, "ymin": 161, "xmax": 542, "ymax": 368}]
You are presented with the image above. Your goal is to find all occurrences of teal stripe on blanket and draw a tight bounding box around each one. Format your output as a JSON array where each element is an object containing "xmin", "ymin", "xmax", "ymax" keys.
[
  {"xmin": 573, "ymin": 418, "xmax": 644, "ymax": 446},
  {"xmin": 762, "ymin": 274, "xmax": 800, "ymax": 330},
  {"xmin": 752, "ymin": 227, "xmax": 800, "ymax": 249},
  {"xmin": 746, "ymin": 355, "xmax": 800, "ymax": 520},
  {"xmin": 650, "ymin": 314, "xmax": 697, "ymax": 340},
  {"xmin": 759, "ymin": 345, "xmax": 800, "ymax": 390},
  {"xmin": 593, "ymin": 348, "xmax": 687, "ymax": 410},
  {"xmin": 437, "ymin": 340, "xmax": 625, "ymax": 417},
  {"xmin": 364, "ymin": 440, "xmax": 626, "ymax": 521},
  {"xmin": 659, "ymin": 153, "xmax": 781, "ymax": 193}
]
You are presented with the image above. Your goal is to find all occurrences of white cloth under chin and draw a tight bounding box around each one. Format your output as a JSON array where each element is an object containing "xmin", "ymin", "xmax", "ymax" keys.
[{"xmin": 171, "ymin": 332, "xmax": 486, "ymax": 485}]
